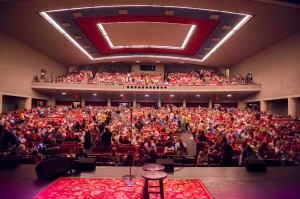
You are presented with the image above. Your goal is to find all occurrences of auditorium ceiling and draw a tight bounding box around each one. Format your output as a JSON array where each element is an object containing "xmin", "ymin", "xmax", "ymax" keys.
[{"xmin": 0, "ymin": 0, "xmax": 300, "ymax": 67}]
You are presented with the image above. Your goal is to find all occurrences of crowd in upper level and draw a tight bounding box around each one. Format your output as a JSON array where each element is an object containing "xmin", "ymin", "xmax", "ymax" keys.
[
  {"xmin": 0, "ymin": 104, "xmax": 298, "ymax": 166},
  {"xmin": 35, "ymin": 68, "xmax": 254, "ymax": 86}
]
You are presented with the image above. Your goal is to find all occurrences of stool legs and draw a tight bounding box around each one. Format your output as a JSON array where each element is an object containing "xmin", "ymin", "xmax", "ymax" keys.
[
  {"xmin": 142, "ymin": 179, "xmax": 150, "ymax": 199},
  {"xmin": 141, "ymin": 179, "xmax": 164, "ymax": 199},
  {"xmin": 159, "ymin": 179, "xmax": 164, "ymax": 199}
]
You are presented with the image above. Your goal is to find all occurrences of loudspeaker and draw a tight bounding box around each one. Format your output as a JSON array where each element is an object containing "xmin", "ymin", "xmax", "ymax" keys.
[
  {"xmin": 35, "ymin": 157, "xmax": 72, "ymax": 179},
  {"xmin": 156, "ymin": 159, "xmax": 174, "ymax": 173},
  {"xmin": 73, "ymin": 158, "xmax": 96, "ymax": 171},
  {"xmin": 246, "ymin": 159, "xmax": 267, "ymax": 172}
]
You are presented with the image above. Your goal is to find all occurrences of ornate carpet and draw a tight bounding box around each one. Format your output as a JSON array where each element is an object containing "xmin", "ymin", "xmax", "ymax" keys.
[{"xmin": 33, "ymin": 177, "xmax": 213, "ymax": 199}]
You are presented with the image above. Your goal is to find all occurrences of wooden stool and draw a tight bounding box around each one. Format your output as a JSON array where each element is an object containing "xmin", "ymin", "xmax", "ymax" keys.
[
  {"xmin": 142, "ymin": 163, "xmax": 165, "ymax": 171},
  {"xmin": 141, "ymin": 171, "xmax": 167, "ymax": 199}
]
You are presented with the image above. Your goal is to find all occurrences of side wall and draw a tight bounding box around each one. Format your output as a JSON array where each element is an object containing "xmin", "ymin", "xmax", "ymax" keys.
[
  {"xmin": 230, "ymin": 31, "xmax": 300, "ymax": 101},
  {"xmin": 0, "ymin": 33, "xmax": 67, "ymax": 99}
]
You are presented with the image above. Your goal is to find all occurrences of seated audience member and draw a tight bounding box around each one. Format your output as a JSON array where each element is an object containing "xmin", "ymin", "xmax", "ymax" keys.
[
  {"xmin": 144, "ymin": 140, "xmax": 157, "ymax": 153},
  {"xmin": 67, "ymin": 149, "xmax": 76, "ymax": 159},
  {"xmin": 26, "ymin": 141, "xmax": 42, "ymax": 164},
  {"xmin": 11, "ymin": 141, "xmax": 26, "ymax": 155},
  {"xmin": 122, "ymin": 151, "xmax": 134, "ymax": 166},
  {"xmin": 107, "ymin": 147, "xmax": 120, "ymax": 165},
  {"xmin": 257, "ymin": 141, "xmax": 269, "ymax": 159},
  {"xmin": 239, "ymin": 142, "xmax": 254, "ymax": 166},
  {"xmin": 176, "ymin": 141, "xmax": 188, "ymax": 155},
  {"xmin": 135, "ymin": 149, "xmax": 147, "ymax": 166},
  {"xmin": 164, "ymin": 141, "xmax": 176, "ymax": 155},
  {"xmin": 197, "ymin": 151, "xmax": 209, "ymax": 166},
  {"xmin": 208, "ymin": 150, "xmax": 221, "ymax": 165},
  {"xmin": 1, "ymin": 129, "xmax": 17, "ymax": 151},
  {"xmin": 147, "ymin": 149, "xmax": 159, "ymax": 163},
  {"xmin": 76, "ymin": 147, "xmax": 88, "ymax": 159}
]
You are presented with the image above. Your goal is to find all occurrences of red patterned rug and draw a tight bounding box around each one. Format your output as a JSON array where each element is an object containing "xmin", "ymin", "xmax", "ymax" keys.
[{"xmin": 33, "ymin": 177, "xmax": 213, "ymax": 199}]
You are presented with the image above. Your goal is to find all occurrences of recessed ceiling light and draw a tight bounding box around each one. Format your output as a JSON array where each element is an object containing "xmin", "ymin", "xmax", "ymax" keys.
[
  {"xmin": 112, "ymin": 61, "xmax": 115, "ymax": 62},
  {"xmin": 204, "ymin": 47, "xmax": 211, "ymax": 51},
  {"xmin": 165, "ymin": 10, "xmax": 174, "ymax": 16},
  {"xmin": 156, "ymin": 61, "xmax": 160, "ymax": 63},
  {"xmin": 93, "ymin": 93, "xmax": 97, "ymax": 96},
  {"xmin": 73, "ymin": 12, "xmax": 83, "ymax": 18},
  {"xmin": 180, "ymin": 62, "xmax": 184, "ymax": 64},
  {"xmin": 120, "ymin": 94, "xmax": 124, "ymax": 97},
  {"xmin": 222, "ymin": 25, "xmax": 232, "ymax": 30},
  {"xmin": 74, "ymin": 35, "xmax": 82, "ymax": 40},
  {"xmin": 62, "ymin": 92, "xmax": 66, "ymax": 95},
  {"xmin": 145, "ymin": 94, "xmax": 149, "ymax": 97},
  {"xmin": 196, "ymin": 94, "xmax": 200, "ymax": 97},
  {"xmin": 211, "ymin": 37, "xmax": 220, "ymax": 42},
  {"xmin": 61, "ymin": 23, "xmax": 71, "ymax": 28},
  {"xmin": 170, "ymin": 94, "xmax": 174, "ymax": 97},
  {"xmin": 118, "ymin": 9, "xmax": 128, "ymax": 15},
  {"xmin": 83, "ymin": 45, "xmax": 91, "ymax": 49},
  {"xmin": 136, "ymin": 61, "xmax": 140, "ymax": 63},
  {"xmin": 227, "ymin": 94, "xmax": 232, "ymax": 97},
  {"xmin": 210, "ymin": 14, "xmax": 220, "ymax": 20}
]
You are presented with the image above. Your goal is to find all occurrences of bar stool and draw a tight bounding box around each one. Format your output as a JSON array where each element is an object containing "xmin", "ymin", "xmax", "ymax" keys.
[
  {"xmin": 141, "ymin": 171, "xmax": 167, "ymax": 199},
  {"xmin": 142, "ymin": 163, "xmax": 165, "ymax": 171}
]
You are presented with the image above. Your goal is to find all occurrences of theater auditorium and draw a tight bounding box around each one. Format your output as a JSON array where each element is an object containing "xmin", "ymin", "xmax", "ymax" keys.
[{"xmin": 0, "ymin": 0, "xmax": 300, "ymax": 199}]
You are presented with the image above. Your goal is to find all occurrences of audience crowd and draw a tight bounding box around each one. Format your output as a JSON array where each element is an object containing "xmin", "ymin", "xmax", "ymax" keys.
[
  {"xmin": 36, "ymin": 68, "xmax": 254, "ymax": 86},
  {"xmin": 0, "ymin": 104, "xmax": 299, "ymax": 167}
]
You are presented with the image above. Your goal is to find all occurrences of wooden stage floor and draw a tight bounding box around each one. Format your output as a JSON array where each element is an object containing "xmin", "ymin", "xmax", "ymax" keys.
[{"xmin": 1, "ymin": 164, "xmax": 300, "ymax": 199}]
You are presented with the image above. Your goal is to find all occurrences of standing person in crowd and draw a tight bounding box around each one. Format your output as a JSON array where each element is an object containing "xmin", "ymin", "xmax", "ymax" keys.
[
  {"xmin": 84, "ymin": 126, "xmax": 92, "ymax": 151},
  {"xmin": 196, "ymin": 130, "xmax": 207, "ymax": 158},
  {"xmin": 102, "ymin": 127, "xmax": 112, "ymax": 147},
  {"xmin": 221, "ymin": 136, "xmax": 233, "ymax": 166}
]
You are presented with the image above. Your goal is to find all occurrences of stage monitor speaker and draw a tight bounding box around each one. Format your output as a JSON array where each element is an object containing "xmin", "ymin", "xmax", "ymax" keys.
[
  {"xmin": 246, "ymin": 159, "xmax": 267, "ymax": 172},
  {"xmin": 156, "ymin": 159, "xmax": 174, "ymax": 173},
  {"xmin": 35, "ymin": 157, "xmax": 72, "ymax": 179},
  {"xmin": 73, "ymin": 158, "xmax": 96, "ymax": 171}
]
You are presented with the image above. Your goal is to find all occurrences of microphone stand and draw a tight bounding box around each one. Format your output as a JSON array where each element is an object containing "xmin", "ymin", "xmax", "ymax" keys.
[{"xmin": 123, "ymin": 106, "xmax": 135, "ymax": 185}]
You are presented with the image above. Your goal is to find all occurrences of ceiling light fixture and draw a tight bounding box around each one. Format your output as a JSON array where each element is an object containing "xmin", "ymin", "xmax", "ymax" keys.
[
  {"xmin": 227, "ymin": 94, "xmax": 232, "ymax": 97},
  {"xmin": 40, "ymin": 12, "xmax": 93, "ymax": 60},
  {"xmin": 202, "ymin": 14, "xmax": 252, "ymax": 61},
  {"xmin": 93, "ymin": 93, "xmax": 97, "ymax": 96},
  {"xmin": 120, "ymin": 94, "xmax": 124, "ymax": 97},
  {"xmin": 170, "ymin": 94, "xmax": 174, "ymax": 97},
  {"xmin": 41, "ymin": 5, "xmax": 252, "ymax": 63},
  {"xmin": 196, "ymin": 94, "xmax": 200, "ymax": 97},
  {"xmin": 97, "ymin": 22, "xmax": 196, "ymax": 50},
  {"xmin": 62, "ymin": 92, "xmax": 66, "ymax": 95},
  {"xmin": 145, "ymin": 94, "xmax": 149, "ymax": 97}
]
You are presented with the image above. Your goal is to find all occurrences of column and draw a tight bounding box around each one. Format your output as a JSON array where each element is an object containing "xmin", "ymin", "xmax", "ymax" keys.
[
  {"xmin": 288, "ymin": 98, "xmax": 296, "ymax": 119},
  {"xmin": 81, "ymin": 97, "xmax": 85, "ymax": 107},
  {"xmin": 107, "ymin": 98, "xmax": 111, "ymax": 108},
  {"xmin": 158, "ymin": 99, "xmax": 161, "ymax": 108},
  {"xmin": 183, "ymin": 99, "xmax": 186, "ymax": 108},
  {"xmin": 133, "ymin": 98, "xmax": 137, "ymax": 109},
  {"xmin": 260, "ymin": 100, "xmax": 267, "ymax": 112},
  {"xmin": 46, "ymin": 98, "xmax": 55, "ymax": 107},
  {"xmin": 0, "ymin": 94, "xmax": 3, "ymax": 113},
  {"xmin": 25, "ymin": 97, "xmax": 32, "ymax": 110},
  {"xmin": 208, "ymin": 99, "xmax": 213, "ymax": 109},
  {"xmin": 238, "ymin": 100, "xmax": 247, "ymax": 109}
]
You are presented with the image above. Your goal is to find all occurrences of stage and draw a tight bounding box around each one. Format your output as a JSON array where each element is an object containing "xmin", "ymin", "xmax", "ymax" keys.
[{"xmin": 1, "ymin": 165, "xmax": 300, "ymax": 199}]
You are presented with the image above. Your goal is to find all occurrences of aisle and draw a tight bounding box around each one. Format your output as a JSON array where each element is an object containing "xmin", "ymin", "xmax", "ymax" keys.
[{"xmin": 180, "ymin": 131, "xmax": 196, "ymax": 156}]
